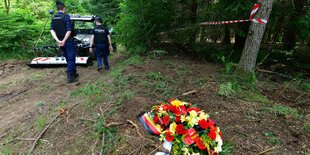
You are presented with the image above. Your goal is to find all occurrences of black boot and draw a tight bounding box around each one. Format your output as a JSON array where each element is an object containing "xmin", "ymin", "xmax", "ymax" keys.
[{"xmin": 67, "ymin": 74, "xmax": 78, "ymax": 83}]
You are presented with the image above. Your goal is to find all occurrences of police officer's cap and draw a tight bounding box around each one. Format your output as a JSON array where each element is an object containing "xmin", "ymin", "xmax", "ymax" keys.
[{"xmin": 95, "ymin": 17, "xmax": 102, "ymax": 23}]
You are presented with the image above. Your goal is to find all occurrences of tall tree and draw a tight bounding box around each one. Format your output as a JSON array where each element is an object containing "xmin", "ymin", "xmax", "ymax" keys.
[{"xmin": 238, "ymin": 0, "xmax": 273, "ymax": 72}]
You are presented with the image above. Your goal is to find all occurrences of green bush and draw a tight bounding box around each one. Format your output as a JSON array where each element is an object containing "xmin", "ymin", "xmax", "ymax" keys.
[{"xmin": 0, "ymin": 9, "xmax": 41, "ymax": 60}]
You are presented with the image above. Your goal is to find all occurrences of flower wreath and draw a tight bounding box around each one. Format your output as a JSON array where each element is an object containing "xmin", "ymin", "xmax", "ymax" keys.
[{"xmin": 138, "ymin": 99, "xmax": 223, "ymax": 155}]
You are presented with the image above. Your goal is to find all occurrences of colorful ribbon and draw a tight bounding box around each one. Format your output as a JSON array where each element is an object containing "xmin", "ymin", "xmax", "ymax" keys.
[{"xmin": 201, "ymin": 3, "xmax": 268, "ymax": 25}]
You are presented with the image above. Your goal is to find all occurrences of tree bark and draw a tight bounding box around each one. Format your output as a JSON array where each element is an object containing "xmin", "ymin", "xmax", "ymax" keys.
[{"xmin": 238, "ymin": 0, "xmax": 273, "ymax": 72}]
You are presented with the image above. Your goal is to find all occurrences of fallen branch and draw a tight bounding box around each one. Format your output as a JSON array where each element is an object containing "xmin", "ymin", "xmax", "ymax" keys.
[
  {"xmin": 181, "ymin": 90, "xmax": 197, "ymax": 96},
  {"xmin": 147, "ymin": 144, "xmax": 164, "ymax": 155},
  {"xmin": 128, "ymin": 142, "xmax": 150, "ymax": 155},
  {"xmin": 126, "ymin": 120, "xmax": 155, "ymax": 144},
  {"xmin": 29, "ymin": 103, "xmax": 79, "ymax": 153},
  {"xmin": 29, "ymin": 114, "xmax": 59, "ymax": 153},
  {"xmin": 99, "ymin": 132, "xmax": 105, "ymax": 155},
  {"xmin": 275, "ymin": 79, "xmax": 296, "ymax": 103},
  {"xmin": 257, "ymin": 69, "xmax": 294, "ymax": 79},
  {"xmin": 255, "ymin": 147, "xmax": 276, "ymax": 155},
  {"xmin": 105, "ymin": 122, "xmax": 125, "ymax": 128}
]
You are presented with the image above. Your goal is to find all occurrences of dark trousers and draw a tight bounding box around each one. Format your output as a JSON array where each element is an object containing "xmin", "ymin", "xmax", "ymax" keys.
[
  {"xmin": 95, "ymin": 44, "xmax": 109, "ymax": 69},
  {"xmin": 61, "ymin": 39, "xmax": 77, "ymax": 79}
]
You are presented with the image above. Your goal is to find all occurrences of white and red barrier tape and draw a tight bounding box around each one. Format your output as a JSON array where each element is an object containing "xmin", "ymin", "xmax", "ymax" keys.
[{"xmin": 201, "ymin": 4, "xmax": 268, "ymax": 25}]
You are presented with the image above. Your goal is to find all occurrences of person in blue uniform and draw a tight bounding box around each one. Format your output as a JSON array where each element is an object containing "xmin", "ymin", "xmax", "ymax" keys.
[
  {"xmin": 50, "ymin": 1, "xmax": 78, "ymax": 83},
  {"xmin": 89, "ymin": 17, "xmax": 113, "ymax": 72}
]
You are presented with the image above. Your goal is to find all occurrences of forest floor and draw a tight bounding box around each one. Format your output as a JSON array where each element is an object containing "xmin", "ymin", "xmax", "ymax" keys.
[{"xmin": 0, "ymin": 50, "xmax": 309, "ymax": 155}]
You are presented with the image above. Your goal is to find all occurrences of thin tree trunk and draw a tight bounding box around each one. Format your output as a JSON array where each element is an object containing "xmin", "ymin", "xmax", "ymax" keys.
[
  {"xmin": 238, "ymin": 0, "xmax": 273, "ymax": 72},
  {"xmin": 4, "ymin": 0, "xmax": 10, "ymax": 14}
]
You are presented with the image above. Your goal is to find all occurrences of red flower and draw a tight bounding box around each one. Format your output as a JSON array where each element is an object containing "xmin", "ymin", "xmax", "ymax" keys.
[
  {"xmin": 179, "ymin": 106, "xmax": 187, "ymax": 115},
  {"xmin": 183, "ymin": 135, "xmax": 195, "ymax": 145},
  {"xmin": 198, "ymin": 119, "xmax": 209, "ymax": 129},
  {"xmin": 165, "ymin": 132, "xmax": 174, "ymax": 142},
  {"xmin": 169, "ymin": 106, "xmax": 182, "ymax": 115},
  {"xmin": 168, "ymin": 98, "xmax": 174, "ymax": 103},
  {"xmin": 154, "ymin": 115, "xmax": 159, "ymax": 123},
  {"xmin": 163, "ymin": 115, "xmax": 170, "ymax": 126},
  {"xmin": 163, "ymin": 104, "xmax": 169, "ymax": 111},
  {"xmin": 176, "ymin": 124, "xmax": 186, "ymax": 135},
  {"xmin": 187, "ymin": 107, "xmax": 200, "ymax": 113},
  {"xmin": 175, "ymin": 116, "xmax": 181, "ymax": 123},
  {"xmin": 195, "ymin": 138, "xmax": 206, "ymax": 150},
  {"xmin": 208, "ymin": 118, "xmax": 215, "ymax": 125},
  {"xmin": 208, "ymin": 129, "xmax": 217, "ymax": 140},
  {"xmin": 187, "ymin": 128, "xmax": 198, "ymax": 138}
]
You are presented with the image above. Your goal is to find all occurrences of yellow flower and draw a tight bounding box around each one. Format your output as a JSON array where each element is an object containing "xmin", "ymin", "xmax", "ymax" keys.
[
  {"xmin": 181, "ymin": 148, "xmax": 190, "ymax": 155},
  {"xmin": 198, "ymin": 111, "xmax": 209, "ymax": 121},
  {"xmin": 181, "ymin": 115, "xmax": 187, "ymax": 122},
  {"xmin": 171, "ymin": 100, "xmax": 184, "ymax": 107},
  {"xmin": 190, "ymin": 110, "xmax": 198, "ymax": 118},
  {"xmin": 188, "ymin": 111, "xmax": 198, "ymax": 127},
  {"xmin": 169, "ymin": 122, "xmax": 177, "ymax": 134}
]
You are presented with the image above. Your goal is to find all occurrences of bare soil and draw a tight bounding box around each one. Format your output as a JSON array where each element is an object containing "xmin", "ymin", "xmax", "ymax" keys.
[{"xmin": 0, "ymin": 54, "xmax": 309, "ymax": 155}]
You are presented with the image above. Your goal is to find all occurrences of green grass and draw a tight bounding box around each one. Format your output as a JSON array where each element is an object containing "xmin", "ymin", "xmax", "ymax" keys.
[
  {"xmin": 217, "ymin": 82, "xmax": 237, "ymax": 97},
  {"xmin": 142, "ymin": 72, "xmax": 174, "ymax": 99},
  {"xmin": 262, "ymin": 105, "xmax": 301, "ymax": 119},
  {"xmin": 35, "ymin": 101, "xmax": 45, "ymax": 107},
  {"xmin": 36, "ymin": 117, "xmax": 47, "ymax": 130},
  {"xmin": 194, "ymin": 77, "xmax": 208, "ymax": 88},
  {"xmin": 164, "ymin": 61, "xmax": 176, "ymax": 68},
  {"xmin": 176, "ymin": 66, "xmax": 188, "ymax": 77},
  {"xmin": 1, "ymin": 146, "xmax": 12, "ymax": 155},
  {"xmin": 219, "ymin": 142, "xmax": 233, "ymax": 155},
  {"xmin": 264, "ymin": 132, "xmax": 281, "ymax": 145},
  {"xmin": 304, "ymin": 123, "xmax": 310, "ymax": 133},
  {"xmin": 237, "ymin": 90, "xmax": 272, "ymax": 104}
]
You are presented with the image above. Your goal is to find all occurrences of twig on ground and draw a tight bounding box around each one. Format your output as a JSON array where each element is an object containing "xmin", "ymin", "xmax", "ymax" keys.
[
  {"xmin": 29, "ymin": 103, "xmax": 79, "ymax": 153},
  {"xmin": 126, "ymin": 120, "xmax": 155, "ymax": 144},
  {"xmin": 257, "ymin": 69, "xmax": 294, "ymax": 79},
  {"xmin": 181, "ymin": 90, "xmax": 197, "ymax": 96},
  {"xmin": 105, "ymin": 122, "xmax": 125, "ymax": 128},
  {"xmin": 147, "ymin": 144, "xmax": 163, "ymax": 155},
  {"xmin": 295, "ymin": 92, "xmax": 306, "ymax": 101},
  {"xmin": 255, "ymin": 147, "xmax": 276, "ymax": 155},
  {"xmin": 99, "ymin": 132, "xmax": 105, "ymax": 155},
  {"xmin": 275, "ymin": 79, "xmax": 296, "ymax": 103},
  {"xmin": 80, "ymin": 117, "xmax": 96, "ymax": 123},
  {"xmin": 128, "ymin": 142, "xmax": 150, "ymax": 155}
]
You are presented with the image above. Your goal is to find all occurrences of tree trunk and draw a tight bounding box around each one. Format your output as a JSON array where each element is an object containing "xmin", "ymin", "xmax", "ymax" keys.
[
  {"xmin": 4, "ymin": 0, "xmax": 10, "ymax": 14},
  {"xmin": 238, "ymin": 0, "xmax": 273, "ymax": 72},
  {"xmin": 283, "ymin": 0, "xmax": 306, "ymax": 50}
]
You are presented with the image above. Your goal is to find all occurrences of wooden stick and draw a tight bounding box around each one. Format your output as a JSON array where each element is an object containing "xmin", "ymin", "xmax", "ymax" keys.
[
  {"xmin": 147, "ymin": 144, "xmax": 163, "ymax": 155},
  {"xmin": 105, "ymin": 122, "xmax": 125, "ymax": 128},
  {"xmin": 257, "ymin": 69, "xmax": 294, "ymax": 79},
  {"xmin": 255, "ymin": 147, "xmax": 276, "ymax": 155},
  {"xmin": 29, "ymin": 103, "xmax": 79, "ymax": 153},
  {"xmin": 126, "ymin": 120, "xmax": 155, "ymax": 144},
  {"xmin": 99, "ymin": 132, "xmax": 105, "ymax": 155},
  {"xmin": 128, "ymin": 142, "xmax": 150, "ymax": 155},
  {"xmin": 29, "ymin": 114, "xmax": 59, "ymax": 153},
  {"xmin": 181, "ymin": 90, "xmax": 197, "ymax": 96}
]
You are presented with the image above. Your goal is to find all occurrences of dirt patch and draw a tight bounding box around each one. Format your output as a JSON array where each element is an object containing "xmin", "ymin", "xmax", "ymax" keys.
[{"xmin": 0, "ymin": 54, "xmax": 309, "ymax": 154}]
